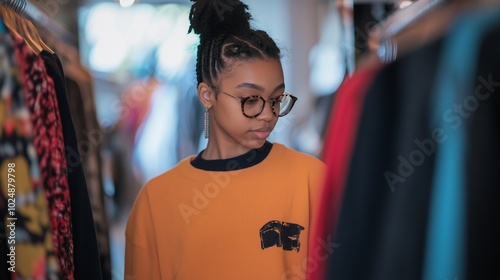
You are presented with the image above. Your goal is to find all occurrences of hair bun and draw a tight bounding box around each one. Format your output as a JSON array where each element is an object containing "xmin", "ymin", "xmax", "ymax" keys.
[{"xmin": 188, "ymin": 0, "xmax": 252, "ymax": 39}]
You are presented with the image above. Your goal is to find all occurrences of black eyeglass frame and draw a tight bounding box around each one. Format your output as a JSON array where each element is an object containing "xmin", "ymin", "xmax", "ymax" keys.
[{"xmin": 216, "ymin": 89, "xmax": 298, "ymax": 118}]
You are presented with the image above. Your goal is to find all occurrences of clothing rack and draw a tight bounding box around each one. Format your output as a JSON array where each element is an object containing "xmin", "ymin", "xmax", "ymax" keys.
[
  {"xmin": 376, "ymin": 0, "xmax": 444, "ymax": 39},
  {"xmin": 370, "ymin": 0, "xmax": 445, "ymax": 63},
  {"xmin": 0, "ymin": 0, "xmax": 76, "ymax": 45}
]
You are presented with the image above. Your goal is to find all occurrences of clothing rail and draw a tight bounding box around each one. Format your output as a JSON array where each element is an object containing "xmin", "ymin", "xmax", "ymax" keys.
[
  {"xmin": 0, "ymin": 0, "xmax": 76, "ymax": 45},
  {"xmin": 370, "ymin": 0, "xmax": 445, "ymax": 63},
  {"xmin": 376, "ymin": 0, "xmax": 444, "ymax": 39}
]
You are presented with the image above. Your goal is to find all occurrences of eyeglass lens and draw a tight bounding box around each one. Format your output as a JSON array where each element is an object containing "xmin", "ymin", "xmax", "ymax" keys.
[{"xmin": 243, "ymin": 95, "xmax": 295, "ymax": 117}]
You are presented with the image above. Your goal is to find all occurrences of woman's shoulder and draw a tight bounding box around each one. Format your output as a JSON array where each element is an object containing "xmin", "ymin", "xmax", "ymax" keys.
[
  {"xmin": 269, "ymin": 143, "xmax": 326, "ymax": 184},
  {"xmin": 271, "ymin": 142, "xmax": 324, "ymax": 166},
  {"xmin": 142, "ymin": 156, "xmax": 197, "ymax": 189}
]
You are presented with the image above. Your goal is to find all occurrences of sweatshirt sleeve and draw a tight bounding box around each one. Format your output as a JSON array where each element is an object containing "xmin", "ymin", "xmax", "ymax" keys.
[{"xmin": 124, "ymin": 187, "xmax": 161, "ymax": 280}]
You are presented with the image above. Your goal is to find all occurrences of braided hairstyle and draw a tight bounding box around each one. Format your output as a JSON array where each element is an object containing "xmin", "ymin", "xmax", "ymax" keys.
[{"xmin": 188, "ymin": 0, "xmax": 281, "ymax": 88}]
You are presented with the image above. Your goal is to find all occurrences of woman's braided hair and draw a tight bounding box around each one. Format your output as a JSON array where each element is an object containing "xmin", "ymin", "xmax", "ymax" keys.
[{"xmin": 188, "ymin": 0, "xmax": 281, "ymax": 87}]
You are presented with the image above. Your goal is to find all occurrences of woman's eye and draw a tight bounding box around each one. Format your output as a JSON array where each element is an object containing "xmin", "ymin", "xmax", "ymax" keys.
[{"xmin": 245, "ymin": 98, "xmax": 260, "ymax": 105}]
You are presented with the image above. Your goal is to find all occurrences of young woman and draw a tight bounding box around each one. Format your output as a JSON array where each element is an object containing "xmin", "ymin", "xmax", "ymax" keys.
[{"xmin": 124, "ymin": 0, "xmax": 325, "ymax": 279}]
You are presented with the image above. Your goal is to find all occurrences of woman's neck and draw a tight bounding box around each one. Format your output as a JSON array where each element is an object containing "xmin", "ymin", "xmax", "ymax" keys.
[{"xmin": 201, "ymin": 140, "xmax": 254, "ymax": 160}]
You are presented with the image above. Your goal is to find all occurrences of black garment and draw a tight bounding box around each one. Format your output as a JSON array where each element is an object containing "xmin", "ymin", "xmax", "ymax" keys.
[
  {"xmin": 466, "ymin": 26, "xmax": 500, "ymax": 279},
  {"xmin": 65, "ymin": 75, "xmax": 112, "ymax": 280},
  {"xmin": 327, "ymin": 38, "xmax": 444, "ymax": 280},
  {"xmin": 40, "ymin": 51, "xmax": 103, "ymax": 280}
]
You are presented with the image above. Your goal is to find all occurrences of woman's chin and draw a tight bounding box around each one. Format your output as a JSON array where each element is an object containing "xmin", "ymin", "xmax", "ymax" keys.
[{"xmin": 246, "ymin": 138, "xmax": 268, "ymax": 149}]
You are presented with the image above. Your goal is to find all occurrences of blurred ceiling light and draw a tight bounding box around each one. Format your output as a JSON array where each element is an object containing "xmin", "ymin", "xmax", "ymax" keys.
[
  {"xmin": 399, "ymin": 1, "xmax": 413, "ymax": 9},
  {"xmin": 120, "ymin": 0, "xmax": 135, "ymax": 8}
]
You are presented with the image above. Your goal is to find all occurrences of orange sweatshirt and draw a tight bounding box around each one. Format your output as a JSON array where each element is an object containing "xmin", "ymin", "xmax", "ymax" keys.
[{"xmin": 125, "ymin": 142, "xmax": 325, "ymax": 280}]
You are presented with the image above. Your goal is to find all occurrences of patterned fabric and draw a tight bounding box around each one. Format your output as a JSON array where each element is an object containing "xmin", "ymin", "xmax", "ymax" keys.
[
  {"xmin": 13, "ymin": 35, "xmax": 74, "ymax": 280},
  {"xmin": 0, "ymin": 29, "xmax": 60, "ymax": 279}
]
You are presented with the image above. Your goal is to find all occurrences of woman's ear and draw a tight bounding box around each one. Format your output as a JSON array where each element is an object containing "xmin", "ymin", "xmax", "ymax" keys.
[{"xmin": 198, "ymin": 82, "xmax": 213, "ymax": 109}]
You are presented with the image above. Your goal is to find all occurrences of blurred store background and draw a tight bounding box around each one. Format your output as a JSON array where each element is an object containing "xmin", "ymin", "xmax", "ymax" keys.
[{"xmin": 1, "ymin": 0, "xmax": 411, "ymax": 279}]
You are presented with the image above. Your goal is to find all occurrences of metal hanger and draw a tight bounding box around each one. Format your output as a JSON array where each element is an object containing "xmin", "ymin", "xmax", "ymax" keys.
[
  {"xmin": 0, "ymin": 0, "xmax": 27, "ymax": 16},
  {"xmin": 1, "ymin": 0, "xmax": 75, "ymax": 49}
]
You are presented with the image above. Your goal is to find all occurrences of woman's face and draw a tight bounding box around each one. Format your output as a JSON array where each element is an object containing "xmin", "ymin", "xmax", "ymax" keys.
[{"xmin": 210, "ymin": 58, "xmax": 285, "ymax": 153}]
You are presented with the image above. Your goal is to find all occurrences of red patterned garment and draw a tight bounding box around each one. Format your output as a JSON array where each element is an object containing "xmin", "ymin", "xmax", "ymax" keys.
[
  {"xmin": 0, "ymin": 30, "xmax": 60, "ymax": 279},
  {"xmin": 13, "ymin": 36, "xmax": 75, "ymax": 280}
]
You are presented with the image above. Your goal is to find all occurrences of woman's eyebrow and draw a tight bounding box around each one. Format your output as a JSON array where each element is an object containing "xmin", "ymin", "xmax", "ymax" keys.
[
  {"xmin": 235, "ymin": 83, "xmax": 285, "ymax": 92},
  {"xmin": 236, "ymin": 83, "xmax": 265, "ymax": 91},
  {"xmin": 273, "ymin": 83, "xmax": 285, "ymax": 92}
]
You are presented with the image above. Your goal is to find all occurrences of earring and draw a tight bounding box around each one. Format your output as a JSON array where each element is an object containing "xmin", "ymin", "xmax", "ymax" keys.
[{"xmin": 204, "ymin": 108, "xmax": 210, "ymax": 139}]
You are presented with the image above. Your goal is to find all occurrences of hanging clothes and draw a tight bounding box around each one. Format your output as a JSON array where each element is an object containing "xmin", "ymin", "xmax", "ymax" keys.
[
  {"xmin": 327, "ymin": 36, "xmax": 444, "ymax": 280},
  {"xmin": 464, "ymin": 25, "xmax": 500, "ymax": 280},
  {"xmin": 424, "ymin": 7, "xmax": 500, "ymax": 280},
  {"xmin": 324, "ymin": 4, "xmax": 500, "ymax": 280},
  {"xmin": 0, "ymin": 4, "xmax": 107, "ymax": 279},
  {"xmin": 308, "ymin": 63, "xmax": 382, "ymax": 280},
  {"xmin": 0, "ymin": 22, "xmax": 60, "ymax": 280},
  {"xmin": 63, "ymin": 58, "xmax": 111, "ymax": 280},
  {"xmin": 13, "ymin": 34, "xmax": 75, "ymax": 280},
  {"xmin": 40, "ymin": 50, "xmax": 103, "ymax": 280}
]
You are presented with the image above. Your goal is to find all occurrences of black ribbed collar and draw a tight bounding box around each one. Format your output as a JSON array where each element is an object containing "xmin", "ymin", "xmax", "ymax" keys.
[{"xmin": 191, "ymin": 141, "xmax": 273, "ymax": 171}]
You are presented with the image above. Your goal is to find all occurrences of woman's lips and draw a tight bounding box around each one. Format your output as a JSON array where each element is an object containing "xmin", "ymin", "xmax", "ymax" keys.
[{"xmin": 251, "ymin": 129, "xmax": 271, "ymax": 139}]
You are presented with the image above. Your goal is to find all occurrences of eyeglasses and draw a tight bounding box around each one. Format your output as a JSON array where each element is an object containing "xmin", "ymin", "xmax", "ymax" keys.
[{"xmin": 217, "ymin": 89, "xmax": 298, "ymax": 118}]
